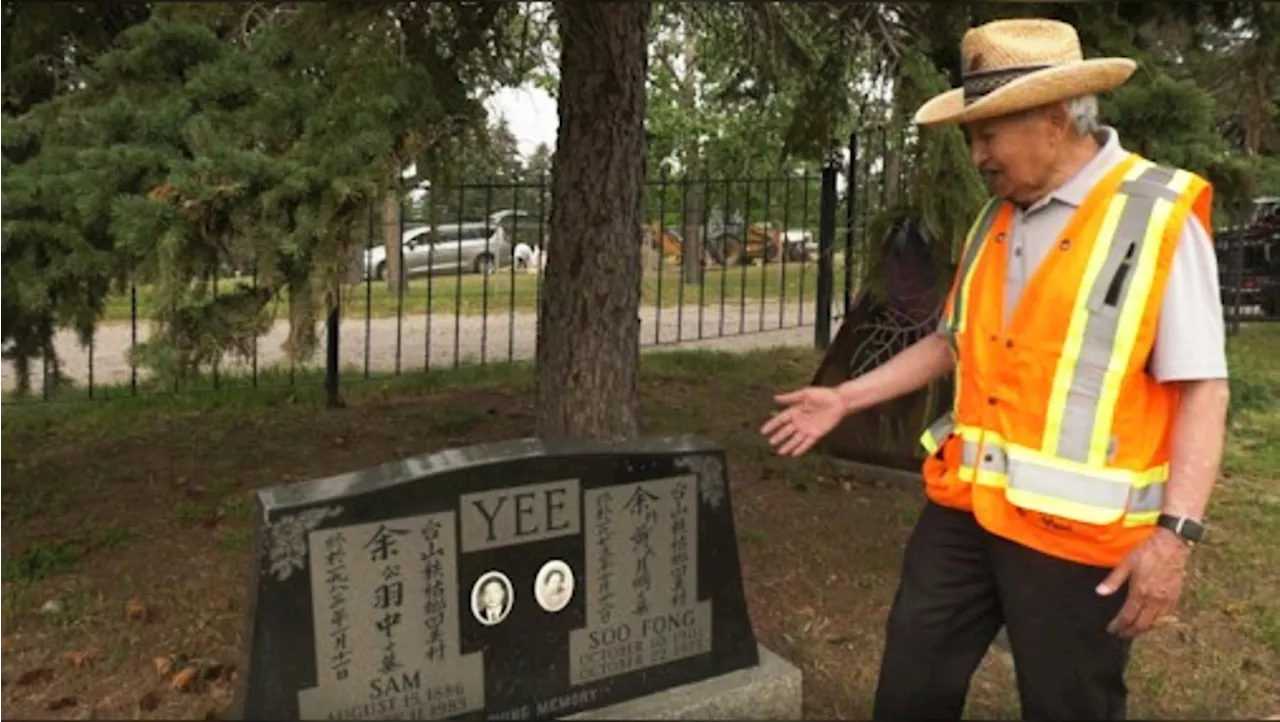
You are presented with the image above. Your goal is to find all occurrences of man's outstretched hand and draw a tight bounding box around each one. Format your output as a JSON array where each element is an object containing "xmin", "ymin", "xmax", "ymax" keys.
[{"xmin": 760, "ymin": 386, "xmax": 846, "ymax": 457}]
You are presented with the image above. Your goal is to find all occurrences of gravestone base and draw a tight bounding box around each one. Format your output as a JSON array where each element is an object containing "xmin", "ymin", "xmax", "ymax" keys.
[{"xmin": 562, "ymin": 645, "xmax": 801, "ymax": 721}]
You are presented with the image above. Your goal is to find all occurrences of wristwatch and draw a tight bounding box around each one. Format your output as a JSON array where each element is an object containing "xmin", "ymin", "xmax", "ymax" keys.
[{"xmin": 1156, "ymin": 514, "xmax": 1206, "ymax": 546}]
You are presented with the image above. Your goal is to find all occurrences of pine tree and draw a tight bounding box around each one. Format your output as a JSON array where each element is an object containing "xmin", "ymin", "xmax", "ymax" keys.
[{"xmin": 2, "ymin": 3, "xmax": 542, "ymax": 393}]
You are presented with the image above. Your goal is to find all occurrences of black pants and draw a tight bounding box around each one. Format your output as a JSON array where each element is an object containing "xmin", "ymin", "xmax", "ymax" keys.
[{"xmin": 872, "ymin": 502, "xmax": 1133, "ymax": 721}]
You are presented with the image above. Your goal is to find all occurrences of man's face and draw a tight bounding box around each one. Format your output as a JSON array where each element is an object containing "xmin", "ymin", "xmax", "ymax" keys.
[
  {"xmin": 482, "ymin": 581, "xmax": 505, "ymax": 609},
  {"xmin": 547, "ymin": 571, "xmax": 564, "ymax": 591},
  {"xmin": 964, "ymin": 106, "xmax": 1065, "ymax": 205}
]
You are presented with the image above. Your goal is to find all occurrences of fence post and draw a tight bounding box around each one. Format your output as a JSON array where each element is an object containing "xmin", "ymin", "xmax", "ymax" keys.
[
  {"xmin": 325, "ymin": 287, "xmax": 343, "ymax": 408},
  {"xmin": 1229, "ymin": 228, "xmax": 1243, "ymax": 337},
  {"xmin": 815, "ymin": 163, "xmax": 837, "ymax": 350},
  {"xmin": 844, "ymin": 131, "xmax": 859, "ymax": 315}
]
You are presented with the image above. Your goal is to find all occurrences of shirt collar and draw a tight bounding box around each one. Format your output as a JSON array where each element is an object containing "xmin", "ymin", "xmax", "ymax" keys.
[{"xmin": 1025, "ymin": 126, "xmax": 1127, "ymax": 213}]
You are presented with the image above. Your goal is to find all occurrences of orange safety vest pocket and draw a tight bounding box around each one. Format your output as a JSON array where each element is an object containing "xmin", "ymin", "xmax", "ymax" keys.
[{"xmin": 920, "ymin": 414, "xmax": 974, "ymax": 511}]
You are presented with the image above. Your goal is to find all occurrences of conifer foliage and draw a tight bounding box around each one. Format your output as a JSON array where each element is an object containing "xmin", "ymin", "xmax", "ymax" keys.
[{"xmin": 2, "ymin": 3, "xmax": 533, "ymax": 392}]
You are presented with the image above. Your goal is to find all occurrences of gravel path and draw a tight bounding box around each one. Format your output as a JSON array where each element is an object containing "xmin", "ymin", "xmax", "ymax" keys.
[{"xmin": 2, "ymin": 298, "xmax": 839, "ymax": 392}]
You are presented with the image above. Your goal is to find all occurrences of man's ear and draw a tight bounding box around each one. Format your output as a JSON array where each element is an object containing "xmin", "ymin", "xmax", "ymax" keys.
[{"xmin": 1042, "ymin": 102, "xmax": 1071, "ymax": 135}]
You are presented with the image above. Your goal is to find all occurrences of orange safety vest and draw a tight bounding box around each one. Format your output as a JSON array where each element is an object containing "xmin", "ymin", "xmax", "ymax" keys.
[{"xmin": 920, "ymin": 153, "xmax": 1214, "ymax": 568}]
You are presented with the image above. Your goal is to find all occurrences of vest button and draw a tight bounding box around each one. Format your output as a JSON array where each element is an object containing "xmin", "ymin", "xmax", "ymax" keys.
[
  {"xmin": 989, "ymin": 334, "xmax": 998, "ymax": 342},
  {"xmin": 1005, "ymin": 339, "xmax": 1014, "ymax": 349},
  {"xmin": 987, "ymin": 397, "xmax": 997, "ymax": 406}
]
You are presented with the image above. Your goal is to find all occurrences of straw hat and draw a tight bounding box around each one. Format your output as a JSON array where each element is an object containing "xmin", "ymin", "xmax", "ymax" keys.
[{"xmin": 913, "ymin": 18, "xmax": 1137, "ymax": 126}]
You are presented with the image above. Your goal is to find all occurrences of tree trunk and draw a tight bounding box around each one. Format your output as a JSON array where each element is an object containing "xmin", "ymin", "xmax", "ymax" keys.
[
  {"xmin": 679, "ymin": 23, "xmax": 704, "ymax": 285},
  {"xmin": 427, "ymin": 163, "xmax": 446, "ymax": 250},
  {"xmin": 681, "ymin": 162, "xmax": 704, "ymax": 283},
  {"xmin": 536, "ymin": 1, "xmax": 649, "ymax": 440},
  {"xmin": 381, "ymin": 189, "xmax": 404, "ymax": 292},
  {"xmin": 883, "ymin": 139, "xmax": 903, "ymax": 208}
]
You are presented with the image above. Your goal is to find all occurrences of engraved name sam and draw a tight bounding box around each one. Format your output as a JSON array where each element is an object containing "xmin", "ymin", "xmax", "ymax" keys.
[
  {"xmin": 329, "ymin": 674, "xmax": 469, "ymax": 721},
  {"xmin": 460, "ymin": 478, "xmax": 581, "ymax": 552}
]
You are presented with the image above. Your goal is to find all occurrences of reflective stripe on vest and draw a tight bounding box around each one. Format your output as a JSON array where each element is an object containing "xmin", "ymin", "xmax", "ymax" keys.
[
  {"xmin": 919, "ymin": 417, "xmax": 1165, "ymax": 526},
  {"xmin": 1042, "ymin": 161, "xmax": 1194, "ymax": 466},
  {"xmin": 920, "ymin": 412, "xmax": 956, "ymax": 456},
  {"xmin": 944, "ymin": 198, "xmax": 1004, "ymax": 338}
]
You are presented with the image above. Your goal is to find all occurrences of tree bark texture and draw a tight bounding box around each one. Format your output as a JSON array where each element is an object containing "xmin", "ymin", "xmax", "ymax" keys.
[
  {"xmin": 536, "ymin": 1, "xmax": 650, "ymax": 440},
  {"xmin": 381, "ymin": 189, "xmax": 404, "ymax": 292},
  {"xmin": 679, "ymin": 26, "xmax": 704, "ymax": 285}
]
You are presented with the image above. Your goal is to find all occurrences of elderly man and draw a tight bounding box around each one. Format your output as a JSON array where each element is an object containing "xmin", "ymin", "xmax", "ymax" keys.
[{"xmin": 761, "ymin": 18, "xmax": 1230, "ymax": 721}]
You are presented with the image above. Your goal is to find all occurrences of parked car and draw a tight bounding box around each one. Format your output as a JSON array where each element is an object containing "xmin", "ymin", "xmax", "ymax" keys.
[{"xmin": 364, "ymin": 222, "xmax": 512, "ymax": 280}]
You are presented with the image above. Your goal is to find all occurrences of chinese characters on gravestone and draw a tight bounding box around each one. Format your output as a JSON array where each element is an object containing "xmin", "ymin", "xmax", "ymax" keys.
[
  {"xmin": 594, "ymin": 491, "xmax": 617, "ymax": 626},
  {"xmin": 297, "ymin": 514, "xmax": 483, "ymax": 720},
  {"xmin": 323, "ymin": 533, "xmax": 352, "ymax": 683},
  {"xmin": 628, "ymin": 484, "xmax": 658, "ymax": 616},
  {"xmin": 368, "ymin": 524, "xmax": 408, "ymax": 675},
  {"xmin": 670, "ymin": 479, "xmax": 691, "ymax": 609},
  {"xmin": 567, "ymin": 474, "xmax": 713, "ymax": 686},
  {"xmin": 421, "ymin": 520, "xmax": 448, "ymax": 661}
]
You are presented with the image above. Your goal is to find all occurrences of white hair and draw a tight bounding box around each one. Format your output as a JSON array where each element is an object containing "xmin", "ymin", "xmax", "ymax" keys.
[{"xmin": 1063, "ymin": 94, "xmax": 1101, "ymax": 136}]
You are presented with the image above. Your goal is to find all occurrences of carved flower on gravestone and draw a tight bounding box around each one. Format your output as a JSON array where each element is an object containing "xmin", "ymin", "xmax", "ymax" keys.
[
  {"xmin": 265, "ymin": 505, "xmax": 343, "ymax": 581},
  {"xmin": 675, "ymin": 454, "xmax": 726, "ymax": 509}
]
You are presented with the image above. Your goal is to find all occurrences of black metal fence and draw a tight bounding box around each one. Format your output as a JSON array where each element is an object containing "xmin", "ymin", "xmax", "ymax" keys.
[
  {"xmin": 3, "ymin": 127, "xmax": 1274, "ymax": 405},
  {"xmin": 1, "ymin": 166, "xmax": 849, "ymax": 404},
  {"xmin": 1220, "ymin": 219, "xmax": 1280, "ymax": 337}
]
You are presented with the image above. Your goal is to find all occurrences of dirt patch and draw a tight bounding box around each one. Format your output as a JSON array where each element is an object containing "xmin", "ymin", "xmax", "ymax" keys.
[{"xmin": 3, "ymin": 346, "xmax": 1277, "ymax": 720}]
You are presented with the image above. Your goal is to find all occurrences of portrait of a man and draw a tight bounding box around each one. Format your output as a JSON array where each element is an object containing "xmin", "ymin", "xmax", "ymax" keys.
[{"xmin": 470, "ymin": 571, "xmax": 513, "ymax": 626}]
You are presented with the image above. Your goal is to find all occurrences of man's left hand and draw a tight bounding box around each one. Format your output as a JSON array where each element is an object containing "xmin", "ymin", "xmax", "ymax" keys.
[{"xmin": 1096, "ymin": 528, "xmax": 1191, "ymax": 637}]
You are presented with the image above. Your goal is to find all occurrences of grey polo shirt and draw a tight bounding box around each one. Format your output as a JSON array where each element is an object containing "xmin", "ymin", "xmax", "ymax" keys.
[{"xmin": 941, "ymin": 127, "xmax": 1228, "ymax": 382}]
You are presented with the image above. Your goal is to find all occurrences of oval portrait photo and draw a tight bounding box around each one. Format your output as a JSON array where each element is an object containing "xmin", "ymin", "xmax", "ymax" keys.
[
  {"xmin": 471, "ymin": 570, "xmax": 514, "ymax": 626},
  {"xmin": 534, "ymin": 559, "xmax": 575, "ymax": 613}
]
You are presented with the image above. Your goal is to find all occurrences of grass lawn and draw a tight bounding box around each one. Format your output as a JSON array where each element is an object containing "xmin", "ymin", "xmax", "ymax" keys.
[
  {"xmin": 99, "ymin": 261, "xmax": 832, "ymax": 324},
  {"xmin": 2, "ymin": 327, "xmax": 1277, "ymax": 719}
]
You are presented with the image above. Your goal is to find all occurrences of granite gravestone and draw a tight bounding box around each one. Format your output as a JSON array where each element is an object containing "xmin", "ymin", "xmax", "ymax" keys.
[{"xmin": 231, "ymin": 436, "xmax": 760, "ymax": 721}]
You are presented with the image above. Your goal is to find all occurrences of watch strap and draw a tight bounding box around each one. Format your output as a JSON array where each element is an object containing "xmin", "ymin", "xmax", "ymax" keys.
[{"xmin": 1156, "ymin": 513, "xmax": 1205, "ymax": 544}]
